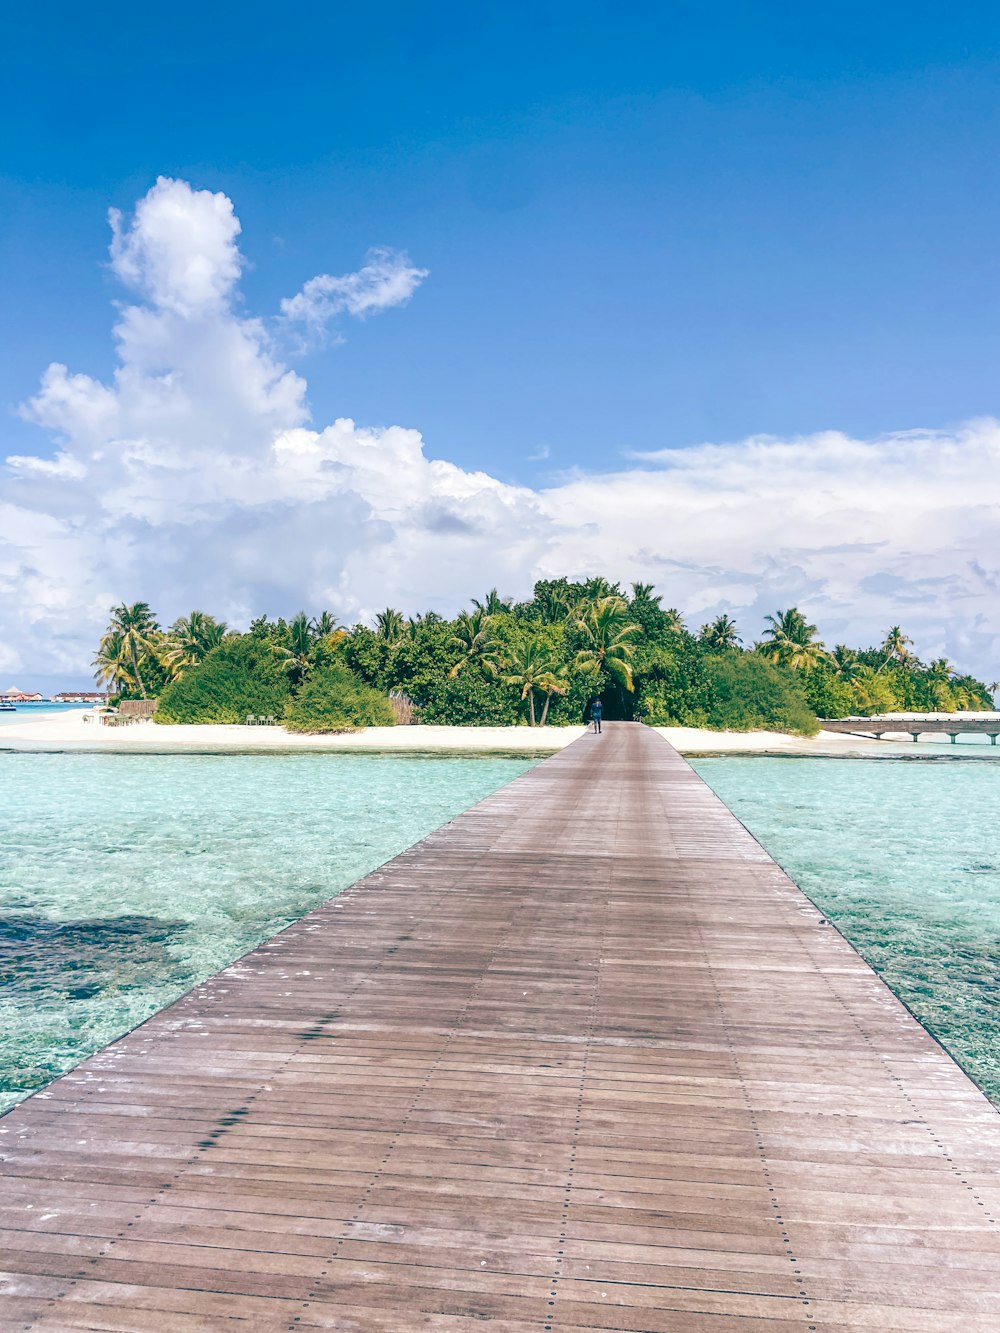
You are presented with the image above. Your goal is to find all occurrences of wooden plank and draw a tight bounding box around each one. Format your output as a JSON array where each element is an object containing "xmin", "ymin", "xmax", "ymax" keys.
[{"xmin": 2, "ymin": 722, "xmax": 1000, "ymax": 1331}]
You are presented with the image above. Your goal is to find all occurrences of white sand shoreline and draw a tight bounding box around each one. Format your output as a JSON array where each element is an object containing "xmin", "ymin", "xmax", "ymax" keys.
[{"xmin": 0, "ymin": 711, "xmax": 988, "ymax": 758}]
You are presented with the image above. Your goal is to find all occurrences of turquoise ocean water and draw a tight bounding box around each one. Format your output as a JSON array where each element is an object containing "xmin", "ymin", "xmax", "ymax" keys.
[
  {"xmin": 0, "ymin": 702, "xmax": 90, "ymax": 727},
  {"xmin": 693, "ymin": 755, "xmax": 1000, "ymax": 1103},
  {"xmin": 0, "ymin": 751, "xmax": 534, "ymax": 1112}
]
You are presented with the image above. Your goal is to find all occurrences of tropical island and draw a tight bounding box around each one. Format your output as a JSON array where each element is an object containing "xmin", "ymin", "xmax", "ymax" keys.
[{"xmin": 88, "ymin": 578, "xmax": 996, "ymax": 735}]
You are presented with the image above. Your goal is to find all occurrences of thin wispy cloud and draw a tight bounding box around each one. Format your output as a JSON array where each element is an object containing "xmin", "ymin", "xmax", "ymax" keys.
[
  {"xmin": 280, "ymin": 245, "xmax": 428, "ymax": 343},
  {"xmin": 2, "ymin": 180, "xmax": 998, "ymax": 682}
]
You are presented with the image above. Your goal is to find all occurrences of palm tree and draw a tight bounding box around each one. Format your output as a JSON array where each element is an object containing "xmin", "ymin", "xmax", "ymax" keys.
[
  {"xmin": 699, "ymin": 614, "xmax": 741, "ymax": 651},
  {"xmin": 949, "ymin": 676, "xmax": 987, "ymax": 711},
  {"xmin": 374, "ymin": 608, "xmax": 405, "ymax": 642},
  {"xmin": 538, "ymin": 662, "xmax": 569, "ymax": 726},
  {"xmin": 276, "ymin": 611, "xmax": 316, "ymax": 687},
  {"xmin": 760, "ymin": 607, "xmax": 829, "ymax": 672},
  {"xmin": 574, "ymin": 597, "xmax": 640, "ymax": 692},
  {"xmin": 831, "ymin": 644, "xmax": 863, "ymax": 682},
  {"xmin": 501, "ymin": 637, "xmax": 560, "ymax": 726},
  {"xmin": 448, "ymin": 608, "xmax": 493, "ymax": 678},
  {"xmin": 472, "ymin": 588, "xmax": 512, "ymax": 616},
  {"xmin": 105, "ymin": 602, "xmax": 159, "ymax": 698},
  {"xmin": 311, "ymin": 611, "xmax": 338, "ymax": 639},
  {"xmin": 630, "ymin": 581, "xmax": 662, "ymax": 606},
  {"xmin": 582, "ymin": 576, "xmax": 619, "ymax": 602},
  {"xmin": 161, "ymin": 610, "xmax": 227, "ymax": 678},
  {"xmin": 92, "ymin": 629, "xmax": 131, "ymax": 698},
  {"xmin": 663, "ymin": 607, "xmax": 685, "ymax": 633},
  {"xmin": 763, "ymin": 607, "xmax": 810, "ymax": 641},
  {"xmin": 778, "ymin": 637, "xmax": 830, "ymax": 672},
  {"xmin": 536, "ymin": 585, "xmax": 573, "ymax": 624},
  {"xmin": 878, "ymin": 625, "xmax": 913, "ymax": 672},
  {"xmin": 406, "ymin": 610, "xmax": 444, "ymax": 639},
  {"xmin": 310, "ymin": 610, "xmax": 347, "ymax": 653}
]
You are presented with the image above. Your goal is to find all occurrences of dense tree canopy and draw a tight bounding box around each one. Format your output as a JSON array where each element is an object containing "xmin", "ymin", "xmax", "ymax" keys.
[{"xmin": 95, "ymin": 584, "xmax": 996, "ymax": 733}]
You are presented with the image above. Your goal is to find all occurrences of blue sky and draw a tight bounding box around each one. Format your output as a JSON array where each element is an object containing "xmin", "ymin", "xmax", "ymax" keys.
[
  {"xmin": 3, "ymin": 3, "xmax": 1000, "ymax": 685},
  {"xmin": 6, "ymin": 2, "xmax": 1000, "ymax": 477}
]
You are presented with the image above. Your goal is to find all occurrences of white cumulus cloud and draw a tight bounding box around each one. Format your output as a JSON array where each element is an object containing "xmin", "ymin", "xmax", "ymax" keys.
[
  {"xmin": 1, "ymin": 178, "xmax": 998, "ymax": 686},
  {"xmin": 109, "ymin": 177, "xmax": 243, "ymax": 317}
]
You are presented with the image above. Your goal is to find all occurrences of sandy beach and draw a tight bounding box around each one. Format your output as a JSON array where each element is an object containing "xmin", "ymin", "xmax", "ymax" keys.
[{"xmin": 0, "ymin": 709, "xmax": 939, "ymax": 757}]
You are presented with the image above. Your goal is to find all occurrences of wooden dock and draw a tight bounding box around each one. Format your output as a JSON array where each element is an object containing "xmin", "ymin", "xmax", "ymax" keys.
[
  {"xmin": 3, "ymin": 723, "xmax": 1000, "ymax": 1330},
  {"xmin": 820, "ymin": 716, "xmax": 1000, "ymax": 743}
]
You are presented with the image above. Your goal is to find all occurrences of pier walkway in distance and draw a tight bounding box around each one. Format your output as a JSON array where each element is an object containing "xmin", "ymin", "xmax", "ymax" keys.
[{"xmin": 3, "ymin": 724, "xmax": 1000, "ymax": 1330}]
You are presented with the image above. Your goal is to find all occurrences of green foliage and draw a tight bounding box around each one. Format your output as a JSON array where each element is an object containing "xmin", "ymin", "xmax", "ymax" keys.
[
  {"xmin": 284, "ymin": 664, "xmax": 396, "ymax": 733},
  {"xmin": 849, "ymin": 667, "xmax": 903, "ymax": 716},
  {"xmin": 161, "ymin": 611, "xmax": 228, "ymax": 680},
  {"xmin": 94, "ymin": 602, "xmax": 166, "ymax": 701},
  {"xmin": 102, "ymin": 584, "xmax": 993, "ymax": 735},
  {"xmin": 342, "ymin": 620, "xmax": 462, "ymax": 701},
  {"xmin": 498, "ymin": 634, "xmax": 564, "ymax": 726},
  {"xmin": 636, "ymin": 638, "xmax": 816, "ymax": 734},
  {"xmin": 156, "ymin": 636, "xmax": 291, "ymax": 723},
  {"xmin": 699, "ymin": 614, "xmax": 741, "ymax": 651},
  {"xmin": 545, "ymin": 660, "xmax": 600, "ymax": 724},
  {"xmin": 759, "ymin": 607, "xmax": 830, "ymax": 672},
  {"xmin": 572, "ymin": 596, "xmax": 640, "ymax": 691},
  {"xmin": 247, "ymin": 613, "xmax": 293, "ymax": 645},
  {"xmin": 628, "ymin": 588, "xmax": 684, "ymax": 640},
  {"xmin": 800, "ymin": 664, "xmax": 856, "ymax": 719},
  {"xmin": 519, "ymin": 577, "xmax": 590, "ymax": 625},
  {"xmin": 633, "ymin": 637, "xmax": 713, "ymax": 725},
  {"xmin": 703, "ymin": 652, "xmax": 818, "ymax": 735},
  {"xmin": 448, "ymin": 607, "xmax": 494, "ymax": 678},
  {"xmin": 374, "ymin": 607, "xmax": 406, "ymax": 642},
  {"xmin": 420, "ymin": 669, "xmax": 522, "ymax": 725},
  {"xmin": 339, "ymin": 625, "xmax": 394, "ymax": 690},
  {"xmin": 244, "ymin": 611, "xmax": 346, "ymax": 691}
]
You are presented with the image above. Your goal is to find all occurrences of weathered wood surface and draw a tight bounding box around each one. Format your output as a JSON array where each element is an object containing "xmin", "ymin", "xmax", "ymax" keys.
[{"xmin": 3, "ymin": 723, "xmax": 1000, "ymax": 1331}]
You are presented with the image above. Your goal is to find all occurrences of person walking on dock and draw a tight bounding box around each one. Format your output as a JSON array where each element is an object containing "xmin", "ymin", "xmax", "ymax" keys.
[{"xmin": 590, "ymin": 697, "xmax": 603, "ymax": 734}]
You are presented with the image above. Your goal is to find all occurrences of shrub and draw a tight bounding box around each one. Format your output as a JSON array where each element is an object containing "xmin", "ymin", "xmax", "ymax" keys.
[
  {"xmin": 702, "ymin": 652, "xmax": 818, "ymax": 735},
  {"xmin": 156, "ymin": 636, "xmax": 291, "ymax": 724},
  {"xmin": 800, "ymin": 665, "xmax": 856, "ymax": 719},
  {"xmin": 284, "ymin": 664, "xmax": 396, "ymax": 733},
  {"xmin": 419, "ymin": 670, "xmax": 522, "ymax": 725}
]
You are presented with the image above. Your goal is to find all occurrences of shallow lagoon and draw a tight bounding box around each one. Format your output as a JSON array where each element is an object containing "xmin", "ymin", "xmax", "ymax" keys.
[
  {"xmin": 693, "ymin": 755, "xmax": 1000, "ymax": 1103},
  {"xmin": 0, "ymin": 751, "xmax": 534, "ymax": 1111}
]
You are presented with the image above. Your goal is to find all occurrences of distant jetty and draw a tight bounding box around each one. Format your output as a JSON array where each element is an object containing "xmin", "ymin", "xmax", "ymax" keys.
[{"xmin": 821, "ymin": 711, "xmax": 1000, "ymax": 743}]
